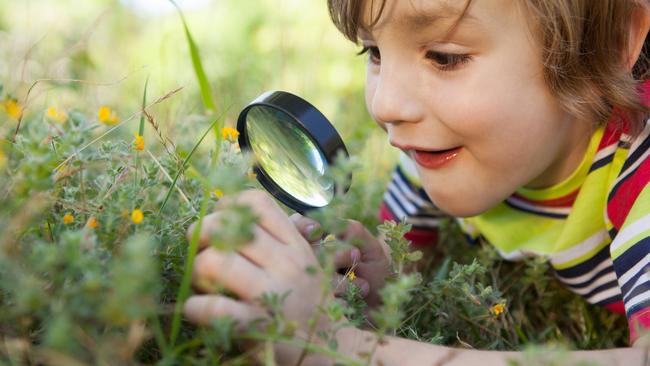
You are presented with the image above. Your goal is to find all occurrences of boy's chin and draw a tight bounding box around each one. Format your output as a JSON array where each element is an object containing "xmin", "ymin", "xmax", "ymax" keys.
[{"xmin": 427, "ymin": 192, "xmax": 503, "ymax": 218}]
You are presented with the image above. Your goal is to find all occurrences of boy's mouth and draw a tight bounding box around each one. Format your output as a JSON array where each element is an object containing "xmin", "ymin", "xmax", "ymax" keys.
[{"xmin": 411, "ymin": 147, "xmax": 462, "ymax": 169}]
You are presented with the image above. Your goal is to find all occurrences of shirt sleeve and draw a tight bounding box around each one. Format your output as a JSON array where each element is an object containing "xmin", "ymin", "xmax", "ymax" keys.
[
  {"xmin": 607, "ymin": 121, "xmax": 650, "ymax": 345},
  {"xmin": 379, "ymin": 152, "xmax": 448, "ymax": 247}
]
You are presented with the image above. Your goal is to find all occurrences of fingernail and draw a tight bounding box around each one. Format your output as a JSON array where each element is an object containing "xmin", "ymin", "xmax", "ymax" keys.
[
  {"xmin": 351, "ymin": 248, "xmax": 361, "ymax": 262},
  {"xmin": 305, "ymin": 224, "xmax": 315, "ymax": 235}
]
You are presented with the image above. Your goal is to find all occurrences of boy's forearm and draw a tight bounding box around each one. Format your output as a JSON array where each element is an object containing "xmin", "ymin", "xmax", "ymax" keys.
[{"xmin": 335, "ymin": 327, "xmax": 647, "ymax": 366}]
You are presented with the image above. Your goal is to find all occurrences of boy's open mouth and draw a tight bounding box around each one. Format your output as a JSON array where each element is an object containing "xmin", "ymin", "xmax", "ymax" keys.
[{"xmin": 412, "ymin": 147, "xmax": 462, "ymax": 169}]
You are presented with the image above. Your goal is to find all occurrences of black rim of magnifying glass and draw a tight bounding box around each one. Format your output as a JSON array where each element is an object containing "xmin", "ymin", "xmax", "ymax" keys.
[{"xmin": 237, "ymin": 90, "xmax": 350, "ymax": 214}]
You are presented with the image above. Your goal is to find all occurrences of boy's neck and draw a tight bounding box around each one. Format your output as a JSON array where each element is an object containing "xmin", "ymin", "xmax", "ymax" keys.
[{"xmin": 523, "ymin": 121, "xmax": 594, "ymax": 190}]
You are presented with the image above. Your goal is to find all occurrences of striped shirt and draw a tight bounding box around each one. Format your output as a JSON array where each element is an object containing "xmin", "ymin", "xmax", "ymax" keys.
[{"xmin": 380, "ymin": 112, "xmax": 650, "ymax": 345}]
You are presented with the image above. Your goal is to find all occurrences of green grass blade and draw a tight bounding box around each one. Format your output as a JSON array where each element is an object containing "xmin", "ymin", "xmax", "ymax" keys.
[
  {"xmin": 135, "ymin": 76, "xmax": 149, "ymax": 188},
  {"xmin": 139, "ymin": 75, "xmax": 149, "ymax": 136},
  {"xmin": 158, "ymin": 109, "xmax": 228, "ymax": 214},
  {"xmin": 169, "ymin": 0, "xmax": 216, "ymax": 113}
]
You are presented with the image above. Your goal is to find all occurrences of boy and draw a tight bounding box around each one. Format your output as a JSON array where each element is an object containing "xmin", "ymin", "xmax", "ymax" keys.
[{"xmin": 184, "ymin": 0, "xmax": 650, "ymax": 364}]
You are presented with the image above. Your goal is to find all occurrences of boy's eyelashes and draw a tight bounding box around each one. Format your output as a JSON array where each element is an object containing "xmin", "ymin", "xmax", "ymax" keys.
[
  {"xmin": 357, "ymin": 46, "xmax": 471, "ymax": 71},
  {"xmin": 357, "ymin": 46, "xmax": 381, "ymax": 65},
  {"xmin": 425, "ymin": 51, "xmax": 472, "ymax": 72}
]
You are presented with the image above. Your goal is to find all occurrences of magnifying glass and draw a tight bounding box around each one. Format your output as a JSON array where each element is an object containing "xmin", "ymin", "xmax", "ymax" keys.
[{"xmin": 237, "ymin": 91, "xmax": 351, "ymax": 214}]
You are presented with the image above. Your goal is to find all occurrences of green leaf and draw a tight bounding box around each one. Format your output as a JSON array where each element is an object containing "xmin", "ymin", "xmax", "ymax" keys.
[
  {"xmin": 169, "ymin": 0, "xmax": 216, "ymax": 113},
  {"xmin": 406, "ymin": 250, "xmax": 423, "ymax": 262}
]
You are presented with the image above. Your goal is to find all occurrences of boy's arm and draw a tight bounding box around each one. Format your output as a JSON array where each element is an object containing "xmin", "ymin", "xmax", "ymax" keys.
[{"xmin": 336, "ymin": 327, "xmax": 647, "ymax": 366}]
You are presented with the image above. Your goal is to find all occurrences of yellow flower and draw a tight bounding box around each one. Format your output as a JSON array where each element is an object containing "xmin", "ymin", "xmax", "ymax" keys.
[
  {"xmin": 5, "ymin": 99, "xmax": 22, "ymax": 120},
  {"xmin": 131, "ymin": 209, "xmax": 144, "ymax": 224},
  {"xmin": 47, "ymin": 107, "xmax": 67, "ymax": 123},
  {"xmin": 323, "ymin": 234, "xmax": 336, "ymax": 243},
  {"xmin": 221, "ymin": 127, "xmax": 239, "ymax": 142},
  {"xmin": 491, "ymin": 303, "xmax": 505, "ymax": 316},
  {"xmin": 212, "ymin": 188, "xmax": 224, "ymax": 199},
  {"xmin": 98, "ymin": 106, "xmax": 119, "ymax": 125},
  {"xmin": 86, "ymin": 217, "xmax": 98, "ymax": 229},
  {"xmin": 63, "ymin": 213, "xmax": 74, "ymax": 225},
  {"xmin": 247, "ymin": 170, "xmax": 257, "ymax": 179},
  {"xmin": 347, "ymin": 271, "xmax": 357, "ymax": 281},
  {"xmin": 133, "ymin": 132, "xmax": 145, "ymax": 151}
]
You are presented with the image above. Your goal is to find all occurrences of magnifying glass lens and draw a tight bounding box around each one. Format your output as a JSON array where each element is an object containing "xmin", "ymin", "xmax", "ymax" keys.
[{"xmin": 245, "ymin": 105, "xmax": 334, "ymax": 207}]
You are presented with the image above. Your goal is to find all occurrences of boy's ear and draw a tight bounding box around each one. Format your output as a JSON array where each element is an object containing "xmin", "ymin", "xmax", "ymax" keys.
[{"xmin": 626, "ymin": 2, "xmax": 650, "ymax": 70}]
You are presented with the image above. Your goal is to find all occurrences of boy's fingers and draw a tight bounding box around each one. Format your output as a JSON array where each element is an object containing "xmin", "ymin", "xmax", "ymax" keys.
[
  {"xmin": 339, "ymin": 220, "xmax": 372, "ymax": 245},
  {"xmin": 192, "ymin": 248, "xmax": 270, "ymax": 301},
  {"xmin": 331, "ymin": 273, "xmax": 369, "ymax": 297},
  {"xmin": 237, "ymin": 226, "xmax": 298, "ymax": 274},
  {"xmin": 186, "ymin": 211, "xmax": 225, "ymax": 250},
  {"xmin": 233, "ymin": 190, "xmax": 309, "ymax": 248},
  {"xmin": 187, "ymin": 190, "xmax": 314, "ymax": 254},
  {"xmin": 340, "ymin": 220, "xmax": 389, "ymax": 261},
  {"xmin": 289, "ymin": 213, "xmax": 322, "ymax": 243},
  {"xmin": 184, "ymin": 295, "xmax": 268, "ymax": 330},
  {"xmin": 331, "ymin": 247, "xmax": 361, "ymax": 269}
]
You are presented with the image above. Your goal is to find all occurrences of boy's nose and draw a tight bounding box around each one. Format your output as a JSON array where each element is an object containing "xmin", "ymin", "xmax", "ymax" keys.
[{"xmin": 369, "ymin": 66, "xmax": 422, "ymax": 126}]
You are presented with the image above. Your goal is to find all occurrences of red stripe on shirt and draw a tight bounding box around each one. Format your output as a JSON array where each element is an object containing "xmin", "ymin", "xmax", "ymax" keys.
[
  {"xmin": 379, "ymin": 202, "xmax": 396, "ymax": 223},
  {"xmin": 605, "ymin": 300, "xmax": 626, "ymax": 315},
  {"xmin": 629, "ymin": 308, "xmax": 650, "ymax": 345},
  {"xmin": 511, "ymin": 190, "xmax": 579, "ymax": 208},
  {"xmin": 598, "ymin": 121, "xmax": 623, "ymax": 151},
  {"xmin": 607, "ymin": 158, "xmax": 650, "ymax": 229}
]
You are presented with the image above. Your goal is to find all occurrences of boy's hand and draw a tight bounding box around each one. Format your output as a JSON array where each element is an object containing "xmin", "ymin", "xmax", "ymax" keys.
[
  {"xmin": 290, "ymin": 214, "xmax": 392, "ymax": 307},
  {"xmin": 183, "ymin": 190, "xmax": 342, "ymax": 365}
]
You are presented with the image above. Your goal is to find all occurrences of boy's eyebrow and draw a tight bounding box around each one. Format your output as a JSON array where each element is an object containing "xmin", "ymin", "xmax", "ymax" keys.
[
  {"xmin": 399, "ymin": 9, "xmax": 478, "ymax": 32},
  {"xmin": 359, "ymin": 2, "xmax": 480, "ymax": 39}
]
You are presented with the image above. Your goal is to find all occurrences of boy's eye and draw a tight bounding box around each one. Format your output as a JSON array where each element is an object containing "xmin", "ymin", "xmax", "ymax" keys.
[
  {"xmin": 425, "ymin": 51, "xmax": 471, "ymax": 71},
  {"xmin": 357, "ymin": 46, "xmax": 381, "ymax": 65}
]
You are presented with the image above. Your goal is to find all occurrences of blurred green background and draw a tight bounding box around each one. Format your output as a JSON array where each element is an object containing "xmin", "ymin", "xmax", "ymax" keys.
[{"xmin": 0, "ymin": 0, "xmax": 398, "ymax": 180}]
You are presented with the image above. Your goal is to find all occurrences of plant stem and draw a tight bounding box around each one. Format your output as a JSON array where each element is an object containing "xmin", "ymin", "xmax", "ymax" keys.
[{"xmin": 169, "ymin": 188, "xmax": 210, "ymax": 347}]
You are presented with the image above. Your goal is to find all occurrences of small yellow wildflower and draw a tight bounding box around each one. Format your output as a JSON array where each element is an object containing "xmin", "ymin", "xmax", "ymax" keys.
[
  {"xmin": 63, "ymin": 213, "xmax": 74, "ymax": 225},
  {"xmin": 323, "ymin": 234, "xmax": 336, "ymax": 242},
  {"xmin": 247, "ymin": 170, "xmax": 257, "ymax": 179},
  {"xmin": 46, "ymin": 107, "xmax": 67, "ymax": 123},
  {"xmin": 98, "ymin": 106, "xmax": 119, "ymax": 125},
  {"xmin": 4, "ymin": 99, "xmax": 22, "ymax": 120},
  {"xmin": 212, "ymin": 188, "xmax": 224, "ymax": 199},
  {"xmin": 86, "ymin": 217, "xmax": 98, "ymax": 229},
  {"xmin": 133, "ymin": 132, "xmax": 145, "ymax": 151},
  {"xmin": 347, "ymin": 271, "xmax": 357, "ymax": 281},
  {"xmin": 221, "ymin": 127, "xmax": 239, "ymax": 142},
  {"xmin": 131, "ymin": 209, "xmax": 144, "ymax": 224},
  {"xmin": 491, "ymin": 303, "xmax": 505, "ymax": 316}
]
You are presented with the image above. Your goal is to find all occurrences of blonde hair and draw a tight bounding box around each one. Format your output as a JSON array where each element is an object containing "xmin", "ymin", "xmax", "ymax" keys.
[{"xmin": 328, "ymin": 0, "xmax": 649, "ymax": 136}]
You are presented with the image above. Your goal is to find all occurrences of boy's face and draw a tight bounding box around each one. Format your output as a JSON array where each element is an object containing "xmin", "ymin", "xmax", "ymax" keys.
[{"xmin": 361, "ymin": 0, "xmax": 593, "ymax": 217}]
